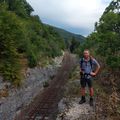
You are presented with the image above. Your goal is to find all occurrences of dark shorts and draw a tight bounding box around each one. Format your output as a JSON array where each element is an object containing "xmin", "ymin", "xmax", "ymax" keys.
[{"xmin": 80, "ymin": 78, "xmax": 93, "ymax": 88}]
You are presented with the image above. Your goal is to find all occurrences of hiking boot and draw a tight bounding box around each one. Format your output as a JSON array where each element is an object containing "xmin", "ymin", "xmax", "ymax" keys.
[
  {"xmin": 89, "ymin": 97, "xmax": 94, "ymax": 106},
  {"xmin": 79, "ymin": 96, "xmax": 86, "ymax": 104}
]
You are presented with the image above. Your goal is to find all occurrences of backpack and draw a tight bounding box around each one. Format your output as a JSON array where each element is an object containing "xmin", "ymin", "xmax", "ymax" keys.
[{"xmin": 80, "ymin": 57, "xmax": 93, "ymax": 70}]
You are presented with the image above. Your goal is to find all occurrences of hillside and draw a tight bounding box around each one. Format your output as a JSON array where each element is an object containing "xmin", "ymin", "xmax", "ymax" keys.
[
  {"xmin": 0, "ymin": 1, "xmax": 65, "ymax": 86},
  {"xmin": 0, "ymin": 0, "xmax": 85, "ymax": 86},
  {"xmin": 46, "ymin": 25, "xmax": 85, "ymax": 42}
]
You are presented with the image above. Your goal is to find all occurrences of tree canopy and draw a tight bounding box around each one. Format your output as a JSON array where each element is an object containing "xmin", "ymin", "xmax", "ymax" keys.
[
  {"xmin": 0, "ymin": 1, "xmax": 65, "ymax": 86},
  {"xmin": 78, "ymin": 0, "xmax": 120, "ymax": 70}
]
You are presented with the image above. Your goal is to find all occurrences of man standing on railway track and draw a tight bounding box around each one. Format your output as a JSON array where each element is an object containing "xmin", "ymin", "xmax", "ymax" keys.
[{"xmin": 79, "ymin": 49, "xmax": 100, "ymax": 106}]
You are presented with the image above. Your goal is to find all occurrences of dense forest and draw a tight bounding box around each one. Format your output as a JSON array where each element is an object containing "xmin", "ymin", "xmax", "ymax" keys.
[
  {"xmin": 0, "ymin": 0, "xmax": 66, "ymax": 86},
  {"xmin": 76, "ymin": 0, "xmax": 120, "ymax": 119}
]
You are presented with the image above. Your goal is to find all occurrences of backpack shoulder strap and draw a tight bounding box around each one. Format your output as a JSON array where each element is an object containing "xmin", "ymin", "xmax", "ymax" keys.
[
  {"xmin": 80, "ymin": 58, "xmax": 84, "ymax": 68},
  {"xmin": 80, "ymin": 57, "xmax": 93, "ymax": 69},
  {"xmin": 89, "ymin": 56, "xmax": 94, "ymax": 69}
]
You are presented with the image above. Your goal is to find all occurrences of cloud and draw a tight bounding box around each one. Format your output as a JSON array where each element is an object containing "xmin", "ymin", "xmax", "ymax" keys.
[{"xmin": 26, "ymin": 0, "xmax": 111, "ymax": 36}]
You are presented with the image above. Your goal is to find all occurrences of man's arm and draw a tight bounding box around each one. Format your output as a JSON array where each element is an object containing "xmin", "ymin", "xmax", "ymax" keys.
[
  {"xmin": 94, "ymin": 64, "xmax": 100, "ymax": 75},
  {"xmin": 90, "ymin": 59, "xmax": 100, "ymax": 76}
]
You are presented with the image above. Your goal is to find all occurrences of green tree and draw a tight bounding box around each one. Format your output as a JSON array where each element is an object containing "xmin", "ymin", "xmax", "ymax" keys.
[
  {"xmin": 0, "ymin": 0, "xmax": 34, "ymax": 17},
  {"xmin": 82, "ymin": 0, "xmax": 120, "ymax": 70},
  {"xmin": 96, "ymin": 1, "xmax": 120, "ymax": 69},
  {"xmin": 70, "ymin": 37, "xmax": 80, "ymax": 53},
  {"xmin": 0, "ymin": 5, "xmax": 23, "ymax": 85}
]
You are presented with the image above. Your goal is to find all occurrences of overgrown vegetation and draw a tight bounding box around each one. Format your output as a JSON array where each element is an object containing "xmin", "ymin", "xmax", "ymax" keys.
[
  {"xmin": 65, "ymin": 36, "xmax": 81, "ymax": 53},
  {"xmin": 0, "ymin": 0, "xmax": 65, "ymax": 86}
]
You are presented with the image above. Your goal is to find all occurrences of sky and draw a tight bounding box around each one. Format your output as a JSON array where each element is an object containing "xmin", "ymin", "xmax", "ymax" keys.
[{"xmin": 26, "ymin": 0, "xmax": 111, "ymax": 36}]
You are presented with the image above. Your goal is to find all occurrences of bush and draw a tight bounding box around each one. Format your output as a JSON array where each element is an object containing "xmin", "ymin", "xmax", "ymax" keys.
[{"xmin": 27, "ymin": 51, "xmax": 37, "ymax": 68}]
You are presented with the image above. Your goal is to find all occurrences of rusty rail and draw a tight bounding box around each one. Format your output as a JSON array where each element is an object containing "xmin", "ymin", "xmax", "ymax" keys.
[{"xmin": 15, "ymin": 52, "xmax": 75, "ymax": 120}]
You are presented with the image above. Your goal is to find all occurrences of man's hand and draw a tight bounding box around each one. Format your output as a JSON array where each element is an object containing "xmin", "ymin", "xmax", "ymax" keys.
[
  {"xmin": 80, "ymin": 70, "xmax": 84, "ymax": 75},
  {"xmin": 90, "ymin": 72, "xmax": 96, "ymax": 76}
]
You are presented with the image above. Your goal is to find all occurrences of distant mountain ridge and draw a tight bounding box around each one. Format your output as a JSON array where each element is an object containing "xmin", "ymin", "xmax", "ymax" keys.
[
  {"xmin": 45, "ymin": 24, "xmax": 85, "ymax": 42},
  {"xmin": 54, "ymin": 27, "xmax": 85, "ymax": 42}
]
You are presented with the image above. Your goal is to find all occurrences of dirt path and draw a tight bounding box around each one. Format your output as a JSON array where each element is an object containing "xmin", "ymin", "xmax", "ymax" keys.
[{"xmin": 14, "ymin": 52, "xmax": 76, "ymax": 120}]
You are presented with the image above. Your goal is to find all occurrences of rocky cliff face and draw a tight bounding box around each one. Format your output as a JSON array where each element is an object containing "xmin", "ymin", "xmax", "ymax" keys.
[{"xmin": 0, "ymin": 56, "xmax": 63, "ymax": 120}]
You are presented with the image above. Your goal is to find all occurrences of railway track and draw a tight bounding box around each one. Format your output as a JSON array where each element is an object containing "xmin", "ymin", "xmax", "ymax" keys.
[{"xmin": 15, "ymin": 52, "xmax": 76, "ymax": 120}]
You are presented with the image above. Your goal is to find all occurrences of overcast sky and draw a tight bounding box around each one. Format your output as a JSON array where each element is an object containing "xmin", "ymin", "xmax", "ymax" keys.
[{"xmin": 26, "ymin": 0, "xmax": 111, "ymax": 36}]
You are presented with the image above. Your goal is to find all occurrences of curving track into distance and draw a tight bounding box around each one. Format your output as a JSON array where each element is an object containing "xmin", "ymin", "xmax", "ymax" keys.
[{"xmin": 15, "ymin": 52, "xmax": 76, "ymax": 120}]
